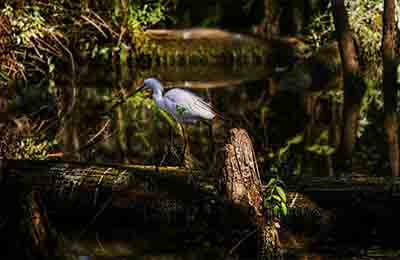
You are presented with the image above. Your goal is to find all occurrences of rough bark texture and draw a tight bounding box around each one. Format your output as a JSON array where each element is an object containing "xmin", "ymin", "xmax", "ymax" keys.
[
  {"xmin": 382, "ymin": 0, "xmax": 399, "ymax": 176},
  {"xmin": 223, "ymin": 129, "xmax": 262, "ymax": 213},
  {"xmin": 223, "ymin": 128, "xmax": 282, "ymax": 260},
  {"xmin": 332, "ymin": 0, "xmax": 365, "ymax": 166}
]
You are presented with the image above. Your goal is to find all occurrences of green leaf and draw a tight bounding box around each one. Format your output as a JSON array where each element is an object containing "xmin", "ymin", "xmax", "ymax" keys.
[
  {"xmin": 278, "ymin": 145, "xmax": 289, "ymax": 158},
  {"xmin": 275, "ymin": 186, "xmax": 287, "ymax": 203},
  {"xmin": 306, "ymin": 144, "xmax": 320, "ymax": 153},
  {"xmin": 281, "ymin": 202, "xmax": 288, "ymax": 216},
  {"xmin": 273, "ymin": 205, "xmax": 280, "ymax": 216},
  {"xmin": 272, "ymin": 194, "xmax": 282, "ymax": 202},
  {"xmin": 265, "ymin": 178, "xmax": 276, "ymax": 188},
  {"xmin": 287, "ymin": 134, "xmax": 304, "ymax": 145}
]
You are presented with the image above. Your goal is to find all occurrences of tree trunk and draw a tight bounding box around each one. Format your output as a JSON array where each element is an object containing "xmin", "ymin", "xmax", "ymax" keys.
[
  {"xmin": 332, "ymin": 0, "xmax": 365, "ymax": 167},
  {"xmin": 284, "ymin": 1, "xmax": 306, "ymax": 35},
  {"xmin": 262, "ymin": 0, "xmax": 281, "ymax": 39},
  {"xmin": 382, "ymin": 0, "xmax": 399, "ymax": 177}
]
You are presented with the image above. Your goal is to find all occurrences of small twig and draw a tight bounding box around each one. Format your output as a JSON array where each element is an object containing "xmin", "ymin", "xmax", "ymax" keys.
[
  {"xmin": 50, "ymin": 32, "xmax": 75, "ymax": 80},
  {"xmin": 81, "ymin": 15, "xmax": 108, "ymax": 38},
  {"xmin": 96, "ymin": 232, "xmax": 106, "ymax": 252},
  {"xmin": 289, "ymin": 192, "xmax": 298, "ymax": 208},
  {"xmin": 35, "ymin": 37, "xmax": 63, "ymax": 57},
  {"xmin": 84, "ymin": 120, "xmax": 110, "ymax": 148},
  {"xmin": 117, "ymin": 26, "xmax": 127, "ymax": 47},
  {"xmin": 89, "ymin": 10, "xmax": 118, "ymax": 38},
  {"xmin": 78, "ymin": 129, "xmax": 118, "ymax": 153},
  {"xmin": 228, "ymin": 229, "xmax": 257, "ymax": 255},
  {"xmin": 77, "ymin": 196, "xmax": 113, "ymax": 240}
]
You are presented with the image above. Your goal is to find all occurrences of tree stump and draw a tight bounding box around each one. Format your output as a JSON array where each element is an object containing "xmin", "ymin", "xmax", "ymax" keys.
[{"xmin": 222, "ymin": 128, "xmax": 282, "ymax": 259}]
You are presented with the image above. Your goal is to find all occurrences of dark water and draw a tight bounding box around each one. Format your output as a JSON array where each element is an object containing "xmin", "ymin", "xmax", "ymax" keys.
[{"xmin": 55, "ymin": 62, "xmax": 340, "ymax": 175}]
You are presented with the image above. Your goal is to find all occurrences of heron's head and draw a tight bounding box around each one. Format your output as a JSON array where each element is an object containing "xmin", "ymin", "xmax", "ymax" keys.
[
  {"xmin": 133, "ymin": 78, "xmax": 163, "ymax": 98},
  {"xmin": 142, "ymin": 78, "xmax": 163, "ymax": 92}
]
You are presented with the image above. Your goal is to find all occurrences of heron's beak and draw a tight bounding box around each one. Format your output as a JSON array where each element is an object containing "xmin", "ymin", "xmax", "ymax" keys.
[{"xmin": 132, "ymin": 83, "xmax": 145, "ymax": 96}]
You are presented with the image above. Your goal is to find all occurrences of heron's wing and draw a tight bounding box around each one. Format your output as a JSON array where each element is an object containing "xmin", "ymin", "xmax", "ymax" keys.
[{"xmin": 164, "ymin": 88, "xmax": 217, "ymax": 120}]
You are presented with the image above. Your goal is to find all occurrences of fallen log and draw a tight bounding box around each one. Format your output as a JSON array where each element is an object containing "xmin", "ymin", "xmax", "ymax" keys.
[
  {"xmin": 2, "ymin": 136, "xmax": 400, "ymax": 257},
  {"xmin": 3, "ymin": 159, "xmax": 400, "ymax": 208},
  {"xmin": 0, "ymin": 128, "xmax": 278, "ymax": 259}
]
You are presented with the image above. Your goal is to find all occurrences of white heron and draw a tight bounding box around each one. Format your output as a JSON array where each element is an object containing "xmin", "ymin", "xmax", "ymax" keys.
[
  {"xmin": 134, "ymin": 78, "xmax": 224, "ymax": 164},
  {"xmin": 134, "ymin": 78, "xmax": 224, "ymax": 123}
]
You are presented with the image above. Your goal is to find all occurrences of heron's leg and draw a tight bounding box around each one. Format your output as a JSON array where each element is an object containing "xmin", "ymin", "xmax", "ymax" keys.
[
  {"xmin": 208, "ymin": 121, "xmax": 215, "ymax": 155},
  {"xmin": 170, "ymin": 125, "xmax": 182, "ymax": 162},
  {"xmin": 161, "ymin": 124, "xmax": 180, "ymax": 165},
  {"xmin": 180, "ymin": 123, "xmax": 187, "ymax": 164}
]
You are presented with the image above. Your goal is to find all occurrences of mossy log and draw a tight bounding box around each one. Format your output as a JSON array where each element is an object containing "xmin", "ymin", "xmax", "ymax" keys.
[
  {"xmin": 132, "ymin": 28, "xmax": 271, "ymax": 66},
  {"xmin": 2, "ymin": 159, "xmax": 400, "ymax": 208}
]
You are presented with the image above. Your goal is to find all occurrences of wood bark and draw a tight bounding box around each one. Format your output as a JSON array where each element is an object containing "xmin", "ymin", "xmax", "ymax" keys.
[
  {"xmin": 382, "ymin": 0, "xmax": 399, "ymax": 176},
  {"xmin": 3, "ymin": 159, "xmax": 400, "ymax": 206},
  {"xmin": 332, "ymin": 0, "xmax": 365, "ymax": 166},
  {"xmin": 223, "ymin": 128, "xmax": 282, "ymax": 260},
  {"xmin": 263, "ymin": 0, "xmax": 281, "ymax": 39}
]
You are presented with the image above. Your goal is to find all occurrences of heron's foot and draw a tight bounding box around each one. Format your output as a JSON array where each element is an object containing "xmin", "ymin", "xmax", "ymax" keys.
[{"xmin": 160, "ymin": 141, "xmax": 182, "ymax": 166}]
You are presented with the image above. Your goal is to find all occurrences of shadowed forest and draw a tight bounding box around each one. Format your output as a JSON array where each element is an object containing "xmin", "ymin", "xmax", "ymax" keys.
[{"xmin": 0, "ymin": 0, "xmax": 400, "ymax": 259}]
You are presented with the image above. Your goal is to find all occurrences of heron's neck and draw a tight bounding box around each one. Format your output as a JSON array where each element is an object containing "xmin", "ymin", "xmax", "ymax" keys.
[{"xmin": 152, "ymin": 88, "xmax": 165, "ymax": 108}]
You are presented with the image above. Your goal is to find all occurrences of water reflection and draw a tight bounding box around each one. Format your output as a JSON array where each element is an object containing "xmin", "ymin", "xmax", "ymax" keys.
[{"xmin": 54, "ymin": 60, "xmax": 345, "ymax": 176}]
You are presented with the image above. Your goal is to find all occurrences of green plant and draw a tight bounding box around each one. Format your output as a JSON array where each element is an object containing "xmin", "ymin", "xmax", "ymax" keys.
[
  {"xmin": 11, "ymin": 137, "xmax": 58, "ymax": 160},
  {"xmin": 347, "ymin": 0, "xmax": 383, "ymax": 71},
  {"xmin": 127, "ymin": 1, "xmax": 166, "ymax": 32},
  {"xmin": 305, "ymin": 0, "xmax": 386, "ymax": 79},
  {"xmin": 267, "ymin": 133, "xmax": 303, "ymax": 176},
  {"xmin": 304, "ymin": 10, "xmax": 335, "ymax": 49},
  {"xmin": 2, "ymin": 4, "xmax": 66, "ymax": 81},
  {"xmin": 263, "ymin": 177, "xmax": 288, "ymax": 218},
  {"xmin": 306, "ymin": 130, "xmax": 335, "ymax": 156}
]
